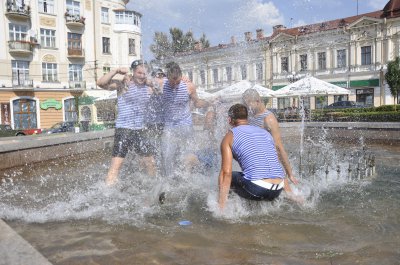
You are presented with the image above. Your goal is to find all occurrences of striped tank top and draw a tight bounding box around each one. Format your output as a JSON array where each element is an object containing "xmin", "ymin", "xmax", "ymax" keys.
[
  {"xmin": 248, "ymin": 110, "xmax": 272, "ymax": 129},
  {"xmin": 231, "ymin": 125, "xmax": 284, "ymax": 180},
  {"xmin": 162, "ymin": 79, "xmax": 192, "ymax": 127},
  {"xmin": 116, "ymin": 83, "xmax": 151, "ymax": 130}
]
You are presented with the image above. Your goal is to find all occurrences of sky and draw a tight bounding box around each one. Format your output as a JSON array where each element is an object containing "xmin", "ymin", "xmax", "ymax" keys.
[{"xmin": 127, "ymin": 0, "xmax": 389, "ymax": 60}]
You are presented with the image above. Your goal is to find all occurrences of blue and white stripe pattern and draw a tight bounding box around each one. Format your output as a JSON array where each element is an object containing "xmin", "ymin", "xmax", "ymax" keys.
[
  {"xmin": 231, "ymin": 125, "xmax": 284, "ymax": 180},
  {"xmin": 162, "ymin": 79, "xmax": 192, "ymax": 127},
  {"xmin": 116, "ymin": 83, "xmax": 151, "ymax": 130},
  {"xmin": 248, "ymin": 110, "xmax": 272, "ymax": 128}
]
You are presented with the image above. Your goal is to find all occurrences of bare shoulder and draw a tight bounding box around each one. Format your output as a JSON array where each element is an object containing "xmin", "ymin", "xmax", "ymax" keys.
[{"xmin": 264, "ymin": 112, "xmax": 279, "ymax": 129}]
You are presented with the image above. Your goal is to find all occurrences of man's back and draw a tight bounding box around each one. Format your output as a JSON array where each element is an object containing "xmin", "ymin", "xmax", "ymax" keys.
[{"xmin": 230, "ymin": 125, "xmax": 284, "ymax": 181}]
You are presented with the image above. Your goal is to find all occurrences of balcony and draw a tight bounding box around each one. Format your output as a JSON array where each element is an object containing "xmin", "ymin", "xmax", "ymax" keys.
[
  {"xmin": 65, "ymin": 13, "xmax": 85, "ymax": 28},
  {"xmin": 12, "ymin": 79, "xmax": 34, "ymax": 89},
  {"xmin": 8, "ymin": 40, "xmax": 34, "ymax": 56},
  {"xmin": 69, "ymin": 81, "xmax": 86, "ymax": 90},
  {"xmin": 67, "ymin": 48, "xmax": 85, "ymax": 58},
  {"xmin": 5, "ymin": 2, "xmax": 30, "ymax": 20}
]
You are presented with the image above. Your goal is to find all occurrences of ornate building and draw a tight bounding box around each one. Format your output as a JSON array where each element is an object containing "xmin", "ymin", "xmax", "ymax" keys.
[
  {"xmin": 169, "ymin": 0, "xmax": 400, "ymax": 109},
  {"xmin": 0, "ymin": 0, "xmax": 142, "ymax": 129}
]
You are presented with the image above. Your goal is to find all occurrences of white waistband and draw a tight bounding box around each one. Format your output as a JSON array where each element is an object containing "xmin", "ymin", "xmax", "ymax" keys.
[{"xmin": 251, "ymin": 179, "xmax": 284, "ymax": 190}]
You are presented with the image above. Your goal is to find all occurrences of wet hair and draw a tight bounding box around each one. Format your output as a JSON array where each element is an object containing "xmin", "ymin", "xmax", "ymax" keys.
[
  {"xmin": 165, "ymin": 62, "xmax": 182, "ymax": 79},
  {"xmin": 242, "ymin": 88, "xmax": 261, "ymax": 102},
  {"xmin": 228, "ymin": 104, "xmax": 248, "ymax": 120}
]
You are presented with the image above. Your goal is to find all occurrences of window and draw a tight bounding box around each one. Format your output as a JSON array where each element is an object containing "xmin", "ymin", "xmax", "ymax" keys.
[
  {"xmin": 9, "ymin": 24, "xmax": 27, "ymax": 41},
  {"xmin": 256, "ymin": 63, "xmax": 263, "ymax": 81},
  {"xmin": 128, "ymin": 38, "xmax": 135, "ymax": 55},
  {"xmin": 115, "ymin": 11, "xmax": 140, "ymax": 25},
  {"xmin": 337, "ymin": 49, "xmax": 346, "ymax": 68},
  {"xmin": 102, "ymin": 37, "xmax": 110, "ymax": 54},
  {"xmin": 40, "ymin": 28, "xmax": 56, "ymax": 48},
  {"xmin": 278, "ymin": 98, "xmax": 290, "ymax": 110},
  {"xmin": 240, "ymin": 64, "xmax": 247, "ymax": 80},
  {"xmin": 300, "ymin": 54, "xmax": 308, "ymax": 71},
  {"xmin": 226, "ymin": 66, "xmax": 232, "ymax": 82},
  {"xmin": 200, "ymin": 70, "xmax": 206, "ymax": 85},
  {"xmin": 38, "ymin": 0, "xmax": 54, "ymax": 14},
  {"xmin": 64, "ymin": 98, "xmax": 77, "ymax": 122},
  {"xmin": 103, "ymin": 66, "xmax": 110, "ymax": 75},
  {"xmin": 315, "ymin": 96, "xmax": 328, "ymax": 109},
  {"xmin": 68, "ymin": 64, "xmax": 83, "ymax": 81},
  {"xmin": 356, "ymin": 88, "xmax": 374, "ymax": 106},
  {"xmin": 12, "ymin": 61, "xmax": 30, "ymax": 86},
  {"xmin": 281, "ymin": 57, "xmax": 288, "ymax": 72},
  {"xmin": 334, "ymin": 95, "xmax": 348, "ymax": 102},
  {"xmin": 68, "ymin": 33, "xmax": 82, "ymax": 55},
  {"xmin": 66, "ymin": 0, "xmax": 80, "ymax": 16},
  {"xmin": 317, "ymin": 52, "xmax": 326, "ymax": 70},
  {"xmin": 188, "ymin": 71, "xmax": 193, "ymax": 82},
  {"xmin": 13, "ymin": 99, "xmax": 37, "ymax": 129},
  {"xmin": 101, "ymin": 7, "xmax": 109, "ymax": 23},
  {"xmin": 42, "ymin": 63, "xmax": 58, "ymax": 82},
  {"xmin": 213, "ymin": 69, "xmax": 219, "ymax": 83},
  {"xmin": 361, "ymin": 46, "xmax": 372, "ymax": 65}
]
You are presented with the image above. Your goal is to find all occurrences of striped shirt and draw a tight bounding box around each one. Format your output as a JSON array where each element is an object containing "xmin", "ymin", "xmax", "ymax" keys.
[
  {"xmin": 162, "ymin": 79, "xmax": 192, "ymax": 127},
  {"xmin": 116, "ymin": 83, "xmax": 151, "ymax": 130},
  {"xmin": 231, "ymin": 125, "xmax": 284, "ymax": 180},
  {"xmin": 248, "ymin": 110, "xmax": 273, "ymax": 129}
]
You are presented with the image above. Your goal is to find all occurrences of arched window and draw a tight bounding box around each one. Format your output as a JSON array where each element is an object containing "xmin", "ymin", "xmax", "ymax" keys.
[
  {"xmin": 13, "ymin": 98, "xmax": 37, "ymax": 129},
  {"xmin": 64, "ymin": 98, "xmax": 77, "ymax": 122}
]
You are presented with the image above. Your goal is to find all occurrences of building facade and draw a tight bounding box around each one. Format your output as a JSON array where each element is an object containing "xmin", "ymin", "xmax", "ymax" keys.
[
  {"xmin": 0, "ymin": 0, "xmax": 142, "ymax": 129},
  {"xmin": 169, "ymin": 0, "xmax": 400, "ymax": 110}
]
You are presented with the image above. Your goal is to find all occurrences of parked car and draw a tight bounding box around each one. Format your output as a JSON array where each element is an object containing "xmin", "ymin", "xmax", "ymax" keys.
[
  {"xmin": 23, "ymin": 128, "xmax": 42, "ymax": 135},
  {"xmin": 325, "ymin": 101, "xmax": 363, "ymax": 109},
  {"xmin": 0, "ymin": 124, "xmax": 26, "ymax": 137},
  {"xmin": 44, "ymin": 121, "xmax": 76, "ymax": 134}
]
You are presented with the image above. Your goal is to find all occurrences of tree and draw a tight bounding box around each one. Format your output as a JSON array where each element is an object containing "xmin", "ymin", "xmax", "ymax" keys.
[
  {"xmin": 385, "ymin": 56, "xmax": 400, "ymax": 111},
  {"xmin": 150, "ymin": 28, "xmax": 211, "ymax": 59}
]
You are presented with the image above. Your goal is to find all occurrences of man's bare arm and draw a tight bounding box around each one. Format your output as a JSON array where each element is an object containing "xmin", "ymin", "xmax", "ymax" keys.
[
  {"xmin": 187, "ymin": 82, "xmax": 211, "ymax": 108},
  {"xmin": 97, "ymin": 67, "xmax": 129, "ymax": 91},
  {"xmin": 218, "ymin": 132, "xmax": 234, "ymax": 210}
]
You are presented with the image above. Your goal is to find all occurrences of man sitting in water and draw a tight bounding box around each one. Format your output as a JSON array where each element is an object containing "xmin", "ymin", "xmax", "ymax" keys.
[{"xmin": 218, "ymin": 104, "xmax": 297, "ymax": 210}]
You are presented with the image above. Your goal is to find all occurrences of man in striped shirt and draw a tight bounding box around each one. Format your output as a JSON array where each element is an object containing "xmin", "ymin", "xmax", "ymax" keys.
[
  {"xmin": 97, "ymin": 60, "xmax": 158, "ymax": 185},
  {"xmin": 218, "ymin": 104, "xmax": 298, "ymax": 210}
]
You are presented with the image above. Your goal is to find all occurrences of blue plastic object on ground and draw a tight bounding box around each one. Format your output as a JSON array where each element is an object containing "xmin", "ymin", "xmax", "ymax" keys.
[{"xmin": 178, "ymin": 220, "xmax": 192, "ymax": 226}]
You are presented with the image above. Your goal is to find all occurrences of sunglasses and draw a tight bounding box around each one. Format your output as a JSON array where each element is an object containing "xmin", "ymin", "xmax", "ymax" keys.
[{"xmin": 131, "ymin": 60, "xmax": 147, "ymax": 68}]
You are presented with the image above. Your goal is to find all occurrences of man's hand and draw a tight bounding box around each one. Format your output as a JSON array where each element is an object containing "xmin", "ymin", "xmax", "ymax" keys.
[
  {"xmin": 116, "ymin": 67, "xmax": 129, "ymax": 75},
  {"xmin": 288, "ymin": 174, "xmax": 299, "ymax": 185}
]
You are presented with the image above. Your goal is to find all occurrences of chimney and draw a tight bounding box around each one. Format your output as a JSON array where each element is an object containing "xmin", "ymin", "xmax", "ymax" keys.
[
  {"xmin": 194, "ymin": 41, "xmax": 203, "ymax": 51},
  {"xmin": 273, "ymin": 24, "xmax": 286, "ymax": 33},
  {"xmin": 256, "ymin": 29, "xmax": 264, "ymax": 39},
  {"xmin": 244, "ymin": 31, "xmax": 252, "ymax": 41},
  {"xmin": 231, "ymin": 36, "xmax": 236, "ymax": 44}
]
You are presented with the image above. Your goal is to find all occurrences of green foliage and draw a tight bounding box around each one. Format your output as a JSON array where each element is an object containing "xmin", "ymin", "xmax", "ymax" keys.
[
  {"xmin": 385, "ymin": 57, "xmax": 400, "ymax": 110},
  {"xmin": 150, "ymin": 28, "xmax": 211, "ymax": 59}
]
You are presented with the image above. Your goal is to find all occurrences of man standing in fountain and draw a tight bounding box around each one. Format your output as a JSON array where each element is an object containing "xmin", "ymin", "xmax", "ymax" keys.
[
  {"xmin": 157, "ymin": 62, "xmax": 211, "ymax": 177},
  {"xmin": 97, "ymin": 60, "xmax": 157, "ymax": 185},
  {"xmin": 218, "ymin": 104, "xmax": 297, "ymax": 209},
  {"xmin": 242, "ymin": 89, "xmax": 299, "ymax": 190}
]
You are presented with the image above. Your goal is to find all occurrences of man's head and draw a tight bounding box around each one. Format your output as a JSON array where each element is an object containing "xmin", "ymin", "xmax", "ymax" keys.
[
  {"xmin": 242, "ymin": 89, "xmax": 262, "ymax": 114},
  {"xmin": 165, "ymin": 62, "xmax": 182, "ymax": 88},
  {"xmin": 131, "ymin": 59, "xmax": 149, "ymax": 85},
  {"xmin": 228, "ymin": 104, "xmax": 248, "ymax": 126}
]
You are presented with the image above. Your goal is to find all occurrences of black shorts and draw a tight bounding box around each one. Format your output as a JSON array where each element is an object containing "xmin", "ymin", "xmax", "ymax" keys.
[{"xmin": 112, "ymin": 128, "xmax": 156, "ymax": 158}]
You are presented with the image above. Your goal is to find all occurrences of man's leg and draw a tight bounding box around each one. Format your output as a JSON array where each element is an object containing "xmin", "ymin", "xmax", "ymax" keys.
[
  {"xmin": 106, "ymin": 157, "xmax": 124, "ymax": 186},
  {"xmin": 140, "ymin": 155, "xmax": 156, "ymax": 177}
]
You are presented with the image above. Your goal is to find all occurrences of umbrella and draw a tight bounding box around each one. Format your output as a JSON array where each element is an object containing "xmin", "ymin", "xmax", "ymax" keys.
[
  {"xmin": 94, "ymin": 90, "xmax": 117, "ymax": 101},
  {"xmin": 197, "ymin": 89, "xmax": 217, "ymax": 100},
  {"xmin": 273, "ymin": 76, "xmax": 350, "ymax": 97},
  {"xmin": 213, "ymin": 80, "xmax": 275, "ymax": 100}
]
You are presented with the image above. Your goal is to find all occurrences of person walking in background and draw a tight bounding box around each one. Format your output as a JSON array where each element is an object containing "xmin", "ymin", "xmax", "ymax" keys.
[
  {"xmin": 218, "ymin": 104, "xmax": 298, "ymax": 209},
  {"xmin": 97, "ymin": 60, "xmax": 157, "ymax": 185},
  {"xmin": 242, "ymin": 89, "xmax": 299, "ymax": 190}
]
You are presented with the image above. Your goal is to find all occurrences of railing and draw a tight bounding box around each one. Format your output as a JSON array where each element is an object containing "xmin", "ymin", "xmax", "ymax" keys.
[
  {"xmin": 65, "ymin": 13, "xmax": 85, "ymax": 25},
  {"xmin": 69, "ymin": 81, "xmax": 86, "ymax": 89},
  {"xmin": 8, "ymin": 40, "xmax": 33, "ymax": 53},
  {"xmin": 5, "ymin": 1, "xmax": 30, "ymax": 17},
  {"xmin": 12, "ymin": 79, "xmax": 33, "ymax": 88},
  {"xmin": 67, "ymin": 48, "xmax": 84, "ymax": 57}
]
